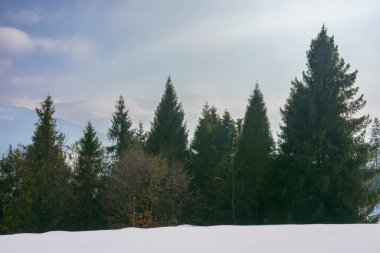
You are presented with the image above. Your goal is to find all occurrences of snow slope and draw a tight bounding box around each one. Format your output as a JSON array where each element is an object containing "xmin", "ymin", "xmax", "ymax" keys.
[{"xmin": 1, "ymin": 224, "xmax": 379, "ymax": 253}]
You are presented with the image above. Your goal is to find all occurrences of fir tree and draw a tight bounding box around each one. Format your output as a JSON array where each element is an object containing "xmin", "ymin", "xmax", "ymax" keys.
[
  {"xmin": 234, "ymin": 83, "xmax": 274, "ymax": 224},
  {"xmin": 146, "ymin": 77, "xmax": 188, "ymax": 164},
  {"xmin": 277, "ymin": 26, "xmax": 378, "ymax": 223},
  {"xmin": 107, "ymin": 96, "xmax": 134, "ymax": 160},
  {"xmin": 72, "ymin": 122, "xmax": 106, "ymax": 230},
  {"xmin": 26, "ymin": 96, "xmax": 71, "ymax": 231}
]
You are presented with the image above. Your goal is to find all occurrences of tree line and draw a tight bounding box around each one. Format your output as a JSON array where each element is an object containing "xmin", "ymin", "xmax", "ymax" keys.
[{"xmin": 1, "ymin": 26, "xmax": 380, "ymax": 234}]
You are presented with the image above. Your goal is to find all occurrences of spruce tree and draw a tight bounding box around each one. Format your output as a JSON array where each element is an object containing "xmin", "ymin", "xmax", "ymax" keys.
[
  {"xmin": 135, "ymin": 120, "xmax": 147, "ymax": 148},
  {"xmin": 188, "ymin": 105, "xmax": 237, "ymax": 224},
  {"xmin": 0, "ymin": 146, "xmax": 31, "ymax": 233},
  {"xmin": 107, "ymin": 96, "xmax": 134, "ymax": 160},
  {"xmin": 234, "ymin": 83, "xmax": 274, "ymax": 224},
  {"xmin": 278, "ymin": 26, "xmax": 378, "ymax": 223},
  {"xmin": 217, "ymin": 110, "xmax": 238, "ymax": 224},
  {"xmin": 146, "ymin": 77, "xmax": 188, "ymax": 164},
  {"xmin": 72, "ymin": 122, "xmax": 106, "ymax": 230},
  {"xmin": 188, "ymin": 104, "xmax": 221, "ymax": 224},
  {"xmin": 26, "ymin": 96, "xmax": 71, "ymax": 231}
]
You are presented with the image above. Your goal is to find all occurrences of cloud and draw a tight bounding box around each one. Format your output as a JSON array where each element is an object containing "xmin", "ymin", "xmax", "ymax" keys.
[
  {"xmin": 0, "ymin": 96, "xmax": 41, "ymax": 110},
  {"xmin": 54, "ymin": 98, "xmax": 155, "ymax": 133},
  {"xmin": 0, "ymin": 96, "xmax": 61, "ymax": 110},
  {"xmin": 0, "ymin": 26, "xmax": 95, "ymax": 58},
  {"xmin": 0, "ymin": 27, "xmax": 33, "ymax": 54},
  {"xmin": 3, "ymin": 9, "xmax": 40, "ymax": 25}
]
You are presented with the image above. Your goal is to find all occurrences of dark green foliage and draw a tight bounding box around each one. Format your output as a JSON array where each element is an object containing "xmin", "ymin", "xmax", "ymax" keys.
[
  {"xmin": 0, "ymin": 146, "xmax": 31, "ymax": 233},
  {"xmin": 25, "ymin": 96, "xmax": 72, "ymax": 231},
  {"xmin": 277, "ymin": 26, "xmax": 379, "ymax": 223},
  {"xmin": 187, "ymin": 105, "xmax": 237, "ymax": 224},
  {"xmin": 107, "ymin": 96, "xmax": 134, "ymax": 160},
  {"xmin": 234, "ymin": 84, "xmax": 274, "ymax": 224},
  {"xmin": 72, "ymin": 122, "xmax": 107, "ymax": 230},
  {"xmin": 146, "ymin": 77, "xmax": 188, "ymax": 164},
  {"xmin": 135, "ymin": 121, "xmax": 147, "ymax": 148}
]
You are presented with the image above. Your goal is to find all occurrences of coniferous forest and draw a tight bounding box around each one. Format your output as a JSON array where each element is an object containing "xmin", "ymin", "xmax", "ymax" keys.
[{"xmin": 1, "ymin": 27, "xmax": 380, "ymax": 234}]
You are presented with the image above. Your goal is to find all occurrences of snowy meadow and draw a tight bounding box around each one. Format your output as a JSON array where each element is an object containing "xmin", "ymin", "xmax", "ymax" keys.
[{"xmin": 1, "ymin": 224, "xmax": 380, "ymax": 253}]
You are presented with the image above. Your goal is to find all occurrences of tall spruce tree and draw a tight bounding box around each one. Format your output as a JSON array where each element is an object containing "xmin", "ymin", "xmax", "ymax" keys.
[
  {"xmin": 146, "ymin": 77, "xmax": 188, "ymax": 164},
  {"xmin": 217, "ymin": 110, "xmax": 238, "ymax": 224},
  {"xmin": 188, "ymin": 105, "xmax": 237, "ymax": 225},
  {"xmin": 234, "ymin": 83, "xmax": 274, "ymax": 224},
  {"xmin": 26, "ymin": 96, "xmax": 71, "ymax": 231},
  {"xmin": 278, "ymin": 26, "xmax": 378, "ymax": 223},
  {"xmin": 72, "ymin": 122, "xmax": 106, "ymax": 230},
  {"xmin": 107, "ymin": 96, "xmax": 134, "ymax": 160},
  {"xmin": 188, "ymin": 104, "xmax": 220, "ymax": 224}
]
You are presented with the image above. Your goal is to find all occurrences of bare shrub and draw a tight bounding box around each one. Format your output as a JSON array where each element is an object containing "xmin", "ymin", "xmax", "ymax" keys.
[{"xmin": 104, "ymin": 148, "xmax": 191, "ymax": 228}]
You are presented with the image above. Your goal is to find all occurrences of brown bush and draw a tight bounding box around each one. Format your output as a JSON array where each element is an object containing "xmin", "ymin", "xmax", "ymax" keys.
[{"xmin": 104, "ymin": 148, "xmax": 191, "ymax": 228}]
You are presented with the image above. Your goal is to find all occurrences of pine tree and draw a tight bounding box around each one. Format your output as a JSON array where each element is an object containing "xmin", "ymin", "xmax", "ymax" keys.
[
  {"xmin": 146, "ymin": 77, "xmax": 188, "ymax": 164},
  {"xmin": 370, "ymin": 117, "xmax": 380, "ymax": 169},
  {"xmin": 107, "ymin": 96, "xmax": 134, "ymax": 160},
  {"xmin": 277, "ymin": 26, "xmax": 378, "ymax": 223},
  {"xmin": 72, "ymin": 122, "xmax": 106, "ymax": 230},
  {"xmin": 234, "ymin": 83, "xmax": 274, "ymax": 224},
  {"xmin": 26, "ymin": 96, "xmax": 71, "ymax": 231}
]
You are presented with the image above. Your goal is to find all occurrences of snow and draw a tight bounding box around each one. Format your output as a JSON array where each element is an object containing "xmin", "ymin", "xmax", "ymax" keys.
[{"xmin": 1, "ymin": 224, "xmax": 379, "ymax": 253}]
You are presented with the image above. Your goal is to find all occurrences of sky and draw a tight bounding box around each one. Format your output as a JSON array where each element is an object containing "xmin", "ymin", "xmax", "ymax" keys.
[{"xmin": 0, "ymin": 0, "xmax": 379, "ymax": 138}]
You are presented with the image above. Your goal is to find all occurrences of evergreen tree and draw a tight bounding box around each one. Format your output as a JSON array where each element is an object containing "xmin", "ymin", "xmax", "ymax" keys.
[
  {"xmin": 0, "ymin": 146, "xmax": 31, "ymax": 233},
  {"xmin": 72, "ymin": 122, "xmax": 106, "ymax": 230},
  {"xmin": 217, "ymin": 110, "xmax": 238, "ymax": 224},
  {"xmin": 370, "ymin": 117, "xmax": 380, "ymax": 169},
  {"xmin": 26, "ymin": 96, "xmax": 71, "ymax": 231},
  {"xmin": 107, "ymin": 96, "xmax": 134, "ymax": 160},
  {"xmin": 277, "ymin": 26, "xmax": 378, "ymax": 223},
  {"xmin": 146, "ymin": 77, "xmax": 188, "ymax": 164},
  {"xmin": 135, "ymin": 120, "xmax": 147, "ymax": 148},
  {"xmin": 234, "ymin": 83, "xmax": 274, "ymax": 224},
  {"xmin": 187, "ymin": 105, "xmax": 237, "ymax": 225},
  {"xmin": 188, "ymin": 104, "xmax": 221, "ymax": 224}
]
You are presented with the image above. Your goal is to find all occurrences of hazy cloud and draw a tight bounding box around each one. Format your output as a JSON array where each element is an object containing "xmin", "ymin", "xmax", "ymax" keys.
[
  {"xmin": 0, "ymin": 96, "xmax": 60, "ymax": 110},
  {"xmin": 0, "ymin": 26, "xmax": 95, "ymax": 58}
]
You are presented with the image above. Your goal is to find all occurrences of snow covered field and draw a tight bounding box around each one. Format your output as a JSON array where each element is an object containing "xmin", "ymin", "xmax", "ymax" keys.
[{"xmin": 1, "ymin": 224, "xmax": 379, "ymax": 253}]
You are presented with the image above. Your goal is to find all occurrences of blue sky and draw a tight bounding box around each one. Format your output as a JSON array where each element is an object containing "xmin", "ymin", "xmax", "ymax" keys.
[{"xmin": 0, "ymin": 0, "xmax": 379, "ymax": 137}]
